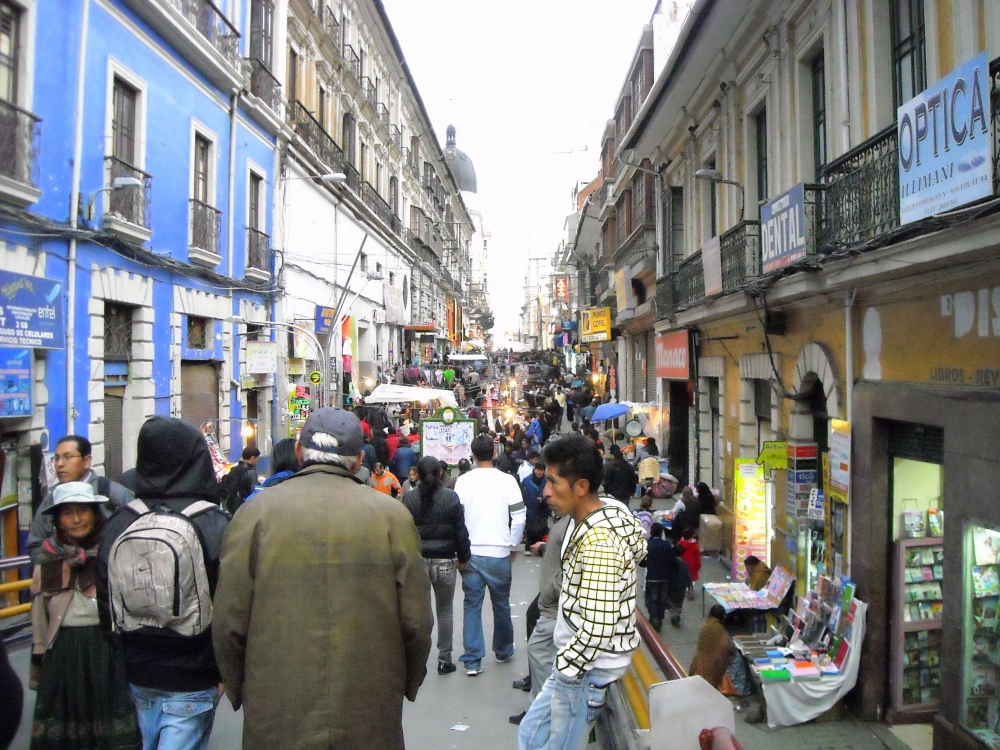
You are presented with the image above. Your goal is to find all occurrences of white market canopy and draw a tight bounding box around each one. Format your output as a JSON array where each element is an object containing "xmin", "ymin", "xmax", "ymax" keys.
[
  {"xmin": 363, "ymin": 384, "xmax": 458, "ymax": 407},
  {"xmin": 448, "ymin": 354, "xmax": 488, "ymax": 361}
]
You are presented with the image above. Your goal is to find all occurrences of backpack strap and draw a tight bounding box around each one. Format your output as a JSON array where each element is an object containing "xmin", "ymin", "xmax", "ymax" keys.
[
  {"xmin": 95, "ymin": 475, "xmax": 112, "ymax": 497},
  {"xmin": 181, "ymin": 500, "xmax": 217, "ymax": 519},
  {"xmin": 126, "ymin": 499, "xmax": 151, "ymax": 515}
]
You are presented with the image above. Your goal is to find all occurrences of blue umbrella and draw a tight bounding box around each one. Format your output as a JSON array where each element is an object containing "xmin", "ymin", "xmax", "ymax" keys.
[{"xmin": 591, "ymin": 402, "xmax": 629, "ymax": 422}]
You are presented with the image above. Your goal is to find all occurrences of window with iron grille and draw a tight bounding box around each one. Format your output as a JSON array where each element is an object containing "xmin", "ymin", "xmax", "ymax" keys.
[
  {"xmin": 193, "ymin": 134, "xmax": 210, "ymax": 203},
  {"xmin": 249, "ymin": 0, "xmax": 273, "ymax": 69},
  {"xmin": 811, "ymin": 51, "xmax": 827, "ymax": 179},
  {"xmin": 664, "ymin": 186, "xmax": 684, "ymax": 272},
  {"xmin": 104, "ymin": 303, "xmax": 133, "ymax": 362},
  {"xmin": 112, "ymin": 77, "xmax": 138, "ymax": 165},
  {"xmin": 0, "ymin": 1, "xmax": 20, "ymax": 103},
  {"xmin": 891, "ymin": 0, "xmax": 926, "ymax": 109},
  {"xmin": 249, "ymin": 173, "xmax": 262, "ymax": 230},
  {"xmin": 287, "ymin": 47, "xmax": 298, "ymax": 103},
  {"xmin": 318, "ymin": 85, "xmax": 326, "ymax": 129},
  {"xmin": 755, "ymin": 108, "xmax": 768, "ymax": 202},
  {"xmin": 188, "ymin": 316, "xmax": 209, "ymax": 350}
]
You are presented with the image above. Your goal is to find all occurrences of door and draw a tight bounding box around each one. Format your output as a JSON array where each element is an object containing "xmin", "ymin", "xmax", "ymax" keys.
[
  {"xmin": 181, "ymin": 362, "xmax": 219, "ymax": 431},
  {"xmin": 103, "ymin": 388, "xmax": 124, "ymax": 481},
  {"xmin": 645, "ymin": 332, "xmax": 658, "ymax": 402}
]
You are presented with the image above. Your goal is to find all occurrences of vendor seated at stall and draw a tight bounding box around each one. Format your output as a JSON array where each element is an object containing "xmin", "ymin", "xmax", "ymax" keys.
[{"xmin": 744, "ymin": 555, "xmax": 772, "ymax": 591}]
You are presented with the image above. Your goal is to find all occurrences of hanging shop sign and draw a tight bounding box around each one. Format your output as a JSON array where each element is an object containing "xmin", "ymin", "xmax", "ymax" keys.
[
  {"xmin": 286, "ymin": 358, "xmax": 305, "ymax": 376},
  {"xmin": 756, "ymin": 440, "xmax": 789, "ymax": 472},
  {"xmin": 786, "ymin": 442, "xmax": 819, "ymax": 519},
  {"xmin": 581, "ymin": 308, "xmax": 612, "ymax": 343},
  {"xmin": 245, "ymin": 341, "xmax": 277, "ymax": 374},
  {"xmin": 701, "ymin": 235, "xmax": 722, "ymax": 297},
  {"xmin": 308, "ymin": 370, "xmax": 322, "ymax": 385},
  {"xmin": 0, "ymin": 270, "xmax": 65, "ymax": 349},
  {"xmin": 0, "ymin": 347, "xmax": 32, "ymax": 418},
  {"xmin": 829, "ymin": 419, "xmax": 851, "ymax": 502},
  {"xmin": 898, "ymin": 52, "xmax": 992, "ymax": 225},
  {"xmin": 315, "ymin": 305, "xmax": 336, "ymax": 334},
  {"xmin": 384, "ymin": 284, "xmax": 406, "ymax": 325},
  {"xmin": 553, "ymin": 275, "xmax": 570, "ymax": 303},
  {"xmin": 654, "ymin": 329, "xmax": 690, "ymax": 379},
  {"xmin": 761, "ymin": 183, "xmax": 808, "ymax": 273},
  {"xmin": 732, "ymin": 458, "xmax": 768, "ymax": 582}
]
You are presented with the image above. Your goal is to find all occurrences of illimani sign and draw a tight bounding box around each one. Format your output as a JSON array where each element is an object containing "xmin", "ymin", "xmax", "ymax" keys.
[
  {"xmin": 0, "ymin": 271, "xmax": 65, "ymax": 349},
  {"xmin": 898, "ymin": 52, "xmax": 992, "ymax": 225}
]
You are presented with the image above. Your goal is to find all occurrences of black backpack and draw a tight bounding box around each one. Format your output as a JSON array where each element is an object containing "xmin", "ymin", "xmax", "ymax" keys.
[{"xmin": 217, "ymin": 463, "xmax": 251, "ymax": 514}]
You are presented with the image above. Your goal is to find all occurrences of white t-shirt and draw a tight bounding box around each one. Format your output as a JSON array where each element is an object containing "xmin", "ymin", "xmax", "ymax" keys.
[{"xmin": 454, "ymin": 466, "xmax": 526, "ymax": 557}]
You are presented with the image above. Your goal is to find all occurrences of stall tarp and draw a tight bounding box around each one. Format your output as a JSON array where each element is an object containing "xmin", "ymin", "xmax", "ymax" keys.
[
  {"xmin": 448, "ymin": 354, "xmax": 488, "ymax": 361},
  {"xmin": 364, "ymin": 384, "xmax": 458, "ymax": 407}
]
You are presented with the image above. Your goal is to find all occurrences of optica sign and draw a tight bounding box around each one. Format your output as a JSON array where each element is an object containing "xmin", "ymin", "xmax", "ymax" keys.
[
  {"xmin": 761, "ymin": 183, "xmax": 808, "ymax": 273},
  {"xmin": 654, "ymin": 329, "xmax": 689, "ymax": 379}
]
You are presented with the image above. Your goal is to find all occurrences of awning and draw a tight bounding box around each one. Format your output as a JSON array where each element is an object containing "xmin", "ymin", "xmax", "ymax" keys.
[
  {"xmin": 449, "ymin": 354, "xmax": 487, "ymax": 361},
  {"xmin": 363, "ymin": 384, "xmax": 458, "ymax": 407},
  {"xmin": 404, "ymin": 325, "xmax": 437, "ymax": 332}
]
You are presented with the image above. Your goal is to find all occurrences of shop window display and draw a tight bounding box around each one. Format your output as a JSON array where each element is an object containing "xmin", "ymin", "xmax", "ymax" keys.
[
  {"xmin": 963, "ymin": 525, "xmax": 1000, "ymax": 748},
  {"xmin": 892, "ymin": 538, "xmax": 943, "ymax": 717}
]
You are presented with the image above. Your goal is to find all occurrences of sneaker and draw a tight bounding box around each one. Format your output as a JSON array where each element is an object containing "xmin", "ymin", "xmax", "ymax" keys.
[
  {"xmin": 495, "ymin": 647, "xmax": 516, "ymax": 663},
  {"xmin": 513, "ymin": 675, "xmax": 531, "ymax": 691},
  {"xmin": 509, "ymin": 711, "xmax": 526, "ymax": 725},
  {"xmin": 438, "ymin": 661, "xmax": 457, "ymax": 675},
  {"xmin": 466, "ymin": 663, "xmax": 483, "ymax": 676}
]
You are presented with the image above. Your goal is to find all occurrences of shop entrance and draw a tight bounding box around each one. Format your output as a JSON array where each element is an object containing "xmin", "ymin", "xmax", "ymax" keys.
[{"xmin": 666, "ymin": 380, "xmax": 690, "ymax": 486}]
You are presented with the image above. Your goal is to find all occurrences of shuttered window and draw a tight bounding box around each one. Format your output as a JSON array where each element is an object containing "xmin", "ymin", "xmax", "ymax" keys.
[
  {"xmin": 645, "ymin": 332, "xmax": 658, "ymax": 400},
  {"xmin": 181, "ymin": 362, "xmax": 219, "ymax": 430},
  {"xmin": 103, "ymin": 391, "xmax": 124, "ymax": 481}
]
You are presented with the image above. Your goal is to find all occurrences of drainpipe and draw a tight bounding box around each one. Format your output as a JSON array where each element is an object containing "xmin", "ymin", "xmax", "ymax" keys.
[
  {"xmin": 66, "ymin": 0, "xmax": 91, "ymax": 434},
  {"xmin": 838, "ymin": 0, "xmax": 852, "ymax": 151},
  {"xmin": 845, "ymin": 290, "xmax": 856, "ymax": 422},
  {"xmin": 227, "ymin": 90, "xmax": 239, "ymax": 280}
]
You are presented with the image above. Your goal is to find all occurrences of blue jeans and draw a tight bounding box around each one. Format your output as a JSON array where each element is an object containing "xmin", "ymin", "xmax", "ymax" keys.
[
  {"xmin": 459, "ymin": 554, "xmax": 514, "ymax": 667},
  {"xmin": 427, "ymin": 558, "xmax": 457, "ymax": 662},
  {"xmin": 518, "ymin": 666, "xmax": 628, "ymax": 750},
  {"xmin": 129, "ymin": 685, "xmax": 218, "ymax": 750}
]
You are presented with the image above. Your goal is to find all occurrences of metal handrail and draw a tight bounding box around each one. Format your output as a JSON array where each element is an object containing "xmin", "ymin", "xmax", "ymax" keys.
[
  {"xmin": 636, "ymin": 611, "xmax": 688, "ymax": 680},
  {"xmin": 0, "ymin": 556, "xmax": 29, "ymax": 573}
]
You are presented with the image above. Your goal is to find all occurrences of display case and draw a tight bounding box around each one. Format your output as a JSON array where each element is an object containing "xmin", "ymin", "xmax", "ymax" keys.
[
  {"xmin": 890, "ymin": 537, "xmax": 944, "ymax": 722},
  {"xmin": 962, "ymin": 525, "xmax": 1000, "ymax": 749}
]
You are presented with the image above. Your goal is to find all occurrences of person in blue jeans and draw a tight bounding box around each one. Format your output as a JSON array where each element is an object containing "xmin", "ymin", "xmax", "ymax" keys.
[
  {"xmin": 519, "ymin": 434, "xmax": 647, "ymax": 750},
  {"xmin": 453, "ymin": 434, "xmax": 526, "ymax": 675}
]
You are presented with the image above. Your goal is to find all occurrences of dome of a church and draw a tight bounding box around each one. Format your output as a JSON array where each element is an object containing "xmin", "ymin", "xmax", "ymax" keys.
[{"xmin": 442, "ymin": 125, "xmax": 477, "ymax": 193}]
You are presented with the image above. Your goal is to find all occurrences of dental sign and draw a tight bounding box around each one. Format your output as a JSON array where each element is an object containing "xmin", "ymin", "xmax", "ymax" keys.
[
  {"xmin": 761, "ymin": 183, "xmax": 808, "ymax": 274},
  {"xmin": 898, "ymin": 52, "xmax": 992, "ymax": 225}
]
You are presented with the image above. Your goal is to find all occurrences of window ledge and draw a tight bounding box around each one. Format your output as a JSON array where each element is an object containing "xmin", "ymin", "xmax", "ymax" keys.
[
  {"xmin": 104, "ymin": 215, "xmax": 153, "ymax": 244},
  {"xmin": 0, "ymin": 174, "xmax": 42, "ymax": 208},
  {"xmin": 244, "ymin": 266, "xmax": 270, "ymax": 282},
  {"xmin": 188, "ymin": 246, "xmax": 223, "ymax": 268}
]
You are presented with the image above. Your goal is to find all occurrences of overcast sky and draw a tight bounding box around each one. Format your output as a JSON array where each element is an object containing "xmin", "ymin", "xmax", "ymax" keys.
[{"xmin": 381, "ymin": 0, "xmax": 662, "ymax": 338}]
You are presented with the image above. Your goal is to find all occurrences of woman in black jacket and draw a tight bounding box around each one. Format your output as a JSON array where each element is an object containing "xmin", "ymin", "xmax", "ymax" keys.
[{"xmin": 402, "ymin": 456, "xmax": 471, "ymax": 676}]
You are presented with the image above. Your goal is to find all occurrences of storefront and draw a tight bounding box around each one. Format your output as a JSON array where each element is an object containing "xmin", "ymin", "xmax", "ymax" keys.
[{"xmin": 655, "ymin": 328, "xmax": 692, "ymax": 485}]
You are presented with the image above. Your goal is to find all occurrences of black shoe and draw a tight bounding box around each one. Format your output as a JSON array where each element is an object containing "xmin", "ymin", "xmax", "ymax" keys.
[
  {"xmin": 513, "ymin": 675, "xmax": 531, "ymax": 691},
  {"xmin": 438, "ymin": 661, "xmax": 457, "ymax": 675},
  {"xmin": 671, "ymin": 614, "xmax": 681, "ymax": 627},
  {"xmin": 651, "ymin": 619, "xmax": 662, "ymax": 632},
  {"xmin": 509, "ymin": 711, "xmax": 526, "ymax": 725}
]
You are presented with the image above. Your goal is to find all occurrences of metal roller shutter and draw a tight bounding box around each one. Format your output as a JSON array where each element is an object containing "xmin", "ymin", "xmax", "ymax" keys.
[
  {"xmin": 631, "ymin": 333, "xmax": 645, "ymax": 402},
  {"xmin": 103, "ymin": 391, "xmax": 124, "ymax": 481},
  {"xmin": 646, "ymin": 332, "xmax": 658, "ymax": 402},
  {"xmin": 181, "ymin": 362, "xmax": 220, "ymax": 431}
]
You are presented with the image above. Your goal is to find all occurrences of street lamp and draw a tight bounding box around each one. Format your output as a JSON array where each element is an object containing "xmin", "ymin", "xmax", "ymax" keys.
[
  {"xmin": 84, "ymin": 176, "xmax": 145, "ymax": 221},
  {"xmin": 285, "ymin": 172, "xmax": 348, "ymax": 184},
  {"xmin": 694, "ymin": 168, "xmax": 745, "ymax": 221}
]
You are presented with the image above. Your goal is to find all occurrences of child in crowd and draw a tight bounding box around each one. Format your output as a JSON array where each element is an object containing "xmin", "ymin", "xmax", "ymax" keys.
[
  {"xmin": 634, "ymin": 494, "xmax": 654, "ymax": 539},
  {"xmin": 677, "ymin": 526, "xmax": 702, "ymax": 600},
  {"xmin": 640, "ymin": 522, "xmax": 671, "ymax": 631}
]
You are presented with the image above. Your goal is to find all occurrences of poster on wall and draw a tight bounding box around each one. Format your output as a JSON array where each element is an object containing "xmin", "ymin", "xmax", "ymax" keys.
[
  {"xmin": 421, "ymin": 419, "xmax": 476, "ymax": 466},
  {"xmin": 0, "ymin": 271, "xmax": 65, "ymax": 349},
  {"xmin": 732, "ymin": 458, "xmax": 768, "ymax": 582},
  {"xmin": 0, "ymin": 347, "xmax": 32, "ymax": 418},
  {"xmin": 829, "ymin": 419, "xmax": 851, "ymax": 500},
  {"xmin": 245, "ymin": 341, "xmax": 277, "ymax": 374}
]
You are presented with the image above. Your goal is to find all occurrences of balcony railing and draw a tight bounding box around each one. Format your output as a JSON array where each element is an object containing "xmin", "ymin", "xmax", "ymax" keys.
[
  {"xmin": 0, "ymin": 99, "xmax": 42, "ymax": 190},
  {"xmin": 106, "ymin": 156, "xmax": 152, "ymax": 229},
  {"xmin": 343, "ymin": 44, "xmax": 361, "ymax": 83},
  {"xmin": 821, "ymin": 123, "xmax": 898, "ymax": 248},
  {"xmin": 361, "ymin": 77, "xmax": 377, "ymax": 109},
  {"xmin": 390, "ymin": 124, "xmax": 402, "ymax": 150},
  {"xmin": 169, "ymin": 0, "xmax": 240, "ymax": 69},
  {"xmin": 322, "ymin": 5, "xmax": 341, "ymax": 52},
  {"xmin": 246, "ymin": 226, "xmax": 270, "ymax": 272},
  {"xmin": 343, "ymin": 162, "xmax": 361, "ymax": 193},
  {"xmin": 291, "ymin": 100, "xmax": 343, "ymax": 172},
  {"xmin": 654, "ymin": 274, "xmax": 675, "ymax": 321},
  {"xmin": 676, "ymin": 251, "xmax": 704, "ymax": 310},
  {"xmin": 362, "ymin": 181, "xmax": 393, "ymax": 226},
  {"xmin": 376, "ymin": 103, "xmax": 390, "ymax": 129},
  {"xmin": 402, "ymin": 146, "xmax": 412, "ymax": 170},
  {"xmin": 190, "ymin": 198, "xmax": 222, "ymax": 255},
  {"xmin": 245, "ymin": 57, "xmax": 281, "ymax": 113},
  {"xmin": 719, "ymin": 220, "xmax": 761, "ymax": 292}
]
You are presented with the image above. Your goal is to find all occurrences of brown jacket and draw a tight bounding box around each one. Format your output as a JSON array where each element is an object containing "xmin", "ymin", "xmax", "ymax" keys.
[
  {"xmin": 689, "ymin": 617, "xmax": 733, "ymax": 690},
  {"xmin": 212, "ymin": 463, "xmax": 433, "ymax": 750}
]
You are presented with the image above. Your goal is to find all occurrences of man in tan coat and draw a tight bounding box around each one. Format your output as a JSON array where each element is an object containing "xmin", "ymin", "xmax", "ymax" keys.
[{"xmin": 213, "ymin": 408, "xmax": 433, "ymax": 750}]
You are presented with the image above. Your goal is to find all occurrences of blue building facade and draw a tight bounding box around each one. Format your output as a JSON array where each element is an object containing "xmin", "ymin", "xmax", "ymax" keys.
[{"xmin": 0, "ymin": 0, "xmax": 283, "ymax": 556}]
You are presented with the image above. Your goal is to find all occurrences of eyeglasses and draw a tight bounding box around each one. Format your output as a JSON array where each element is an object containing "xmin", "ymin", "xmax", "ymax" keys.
[{"xmin": 54, "ymin": 453, "xmax": 84, "ymax": 463}]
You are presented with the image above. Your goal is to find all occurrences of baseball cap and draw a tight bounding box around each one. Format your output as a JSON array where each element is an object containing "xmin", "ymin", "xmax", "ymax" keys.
[
  {"xmin": 298, "ymin": 407, "xmax": 364, "ymax": 457},
  {"xmin": 43, "ymin": 481, "xmax": 107, "ymax": 514}
]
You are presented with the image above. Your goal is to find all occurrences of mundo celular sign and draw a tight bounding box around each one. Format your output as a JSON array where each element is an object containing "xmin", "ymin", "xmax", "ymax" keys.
[
  {"xmin": 0, "ymin": 271, "xmax": 65, "ymax": 349},
  {"xmin": 897, "ymin": 52, "xmax": 992, "ymax": 225}
]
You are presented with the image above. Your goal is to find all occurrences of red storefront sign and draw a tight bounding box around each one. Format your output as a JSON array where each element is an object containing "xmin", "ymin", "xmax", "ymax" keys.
[{"xmin": 654, "ymin": 330, "xmax": 690, "ymax": 379}]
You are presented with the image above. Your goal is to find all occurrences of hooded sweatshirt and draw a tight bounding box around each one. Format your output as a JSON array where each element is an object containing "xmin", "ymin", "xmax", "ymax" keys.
[
  {"xmin": 554, "ymin": 500, "xmax": 647, "ymax": 678},
  {"xmin": 98, "ymin": 417, "xmax": 231, "ymax": 692}
]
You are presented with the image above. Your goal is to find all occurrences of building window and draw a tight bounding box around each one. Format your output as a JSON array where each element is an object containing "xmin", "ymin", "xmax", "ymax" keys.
[
  {"xmin": 409, "ymin": 205, "xmax": 421, "ymax": 233},
  {"xmin": 359, "ymin": 141, "xmax": 367, "ymax": 181},
  {"xmin": 891, "ymin": 0, "xmax": 926, "ymax": 108},
  {"xmin": 375, "ymin": 262, "xmax": 382, "ymax": 276},
  {"xmin": 342, "ymin": 111, "xmax": 356, "ymax": 164},
  {"xmin": 665, "ymin": 185, "xmax": 684, "ymax": 270},
  {"xmin": 249, "ymin": 0, "xmax": 273, "ymax": 69},
  {"xmin": 389, "ymin": 271, "xmax": 394, "ymax": 285},
  {"xmin": 704, "ymin": 158, "xmax": 717, "ymax": 239},
  {"xmin": 248, "ymin": 172, "xmax": 262, "ymax": 230},
  {"xmin": 0, "ymin": 1, "xmax": 21, "ymax": 103},
  {"xmin": 287, "ymin": 47, "xmax": 298, "ymax": 102},
  {"xmin": 187, "ymin": 316, "xmax": 209, "ymax": 350},
  {"xmin": 375, "ymin": 161, "xmax": 382, "ymax": 193},
  {"xmin": 359, "ymin": 252, "xmax": 367, "ymax": 272},
  {"xmin": 754, "ymin": 378, "xmax": 772, "ymax": 451},
  {"xmin": 318, "ymin": 85, "xmax": 326, "ymax": 129},
  {"xmin": 104, "ymin": 303, "xmax": 133, "ymax": 363},
  {"xmin": 193, "ymin": 134, "xmax": 211, "ymax": 204},
  {"xmin": 112, "ymin": 77, "xmax": 138, "ymax": 165},
  {"xmin": 812, "ymin": 51, "xmax": 827, "ymax": 179},
  {"xmin": 754, "ymin": 108, "xmax": 768, "ymax": 203},
  {"xmin": 389, "ymin": 175, "xmax": 398, "ymax": 216}
]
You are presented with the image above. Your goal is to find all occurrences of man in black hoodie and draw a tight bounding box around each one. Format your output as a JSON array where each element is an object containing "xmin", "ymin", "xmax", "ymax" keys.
[{"xmin": 98, "ymin": 417, "xmax": 230, "ymax": 750}]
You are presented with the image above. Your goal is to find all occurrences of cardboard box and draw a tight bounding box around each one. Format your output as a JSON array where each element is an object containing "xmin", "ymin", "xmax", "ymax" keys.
[{"xmin": 700, "ymin": 514, "xmax": 723, "ymax": 553}]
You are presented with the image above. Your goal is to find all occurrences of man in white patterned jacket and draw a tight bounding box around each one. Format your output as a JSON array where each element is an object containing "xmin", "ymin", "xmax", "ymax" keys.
[{"xmin": 518, "ymin": 433, "xmax": 647, "ymax": 750}]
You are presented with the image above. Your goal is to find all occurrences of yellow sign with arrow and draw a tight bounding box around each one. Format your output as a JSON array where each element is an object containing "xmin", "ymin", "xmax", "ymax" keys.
[{"xmin": 756, "ymin": 441, "xmax": 788, "ymax": 472}]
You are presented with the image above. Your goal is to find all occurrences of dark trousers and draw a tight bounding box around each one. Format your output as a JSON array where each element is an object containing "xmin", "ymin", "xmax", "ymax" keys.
[
  {"xmin": 526, "ymin": 594, "xmax": 540, "ymax": 639},
  {"xmin": 645, "ymin": 580, "xmax": 670, "ymax": 625}
]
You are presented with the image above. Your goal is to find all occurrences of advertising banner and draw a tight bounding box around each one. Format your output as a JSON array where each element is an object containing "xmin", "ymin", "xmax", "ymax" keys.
[
  {"xmin": 581, "ymin": 308, "xmax": 611, "ymax": 343},
  {"xmin": 245, "ymin": 341, "xmax": 277, "ymax": 374},
  {"xmin": 702, "ymin": 235, "xmax": 722, "ymax": 297},
  {"xmin": 384, "ymin": 283, "xmax": 406, "ymax": 324},
  {"xmin": 0, "ymin": 270, "xmax": 65, "ymax": 349},
  {"xmin": 0, "ymin": 347, "xmax": 32, "ymax": 418},
  {"xmin": 654, "ymin": 330, "xmax": 689, "ymax": 379},
  {"xmin": 315, "ymin": 305, "xmax": 336, "ymax": 334},
  {"xmin": 552, "ymin": 275, "xmax": 569, "ymax": 303},
  {"xmin": 732, "ymin": 458, "xmax": 768, "ymax": 582},
  {"xmin": 898, "ymin": 52, "xmax": 992, "ymax": 225},
  {"xmin": 829, "ymin": 419, "xmax": 851, "ymax": 500},
  {"xmin": 761, "ymin": 183, "xmax": 808, "ymax": 273}
]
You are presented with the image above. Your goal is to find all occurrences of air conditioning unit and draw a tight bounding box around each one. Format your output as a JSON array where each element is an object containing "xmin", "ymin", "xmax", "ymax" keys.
[{"xmin": 373, "ymin": 309, "xmax": 387, "ymax": 324}]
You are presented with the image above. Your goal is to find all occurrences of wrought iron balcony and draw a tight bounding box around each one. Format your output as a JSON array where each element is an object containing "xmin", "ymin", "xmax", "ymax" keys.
[
  {"xmin": 376, "ymin": 103, "xmax": 390, "ymax": 129},
  {"xmin": 106, "ymin": 156, "xmax": 152, "ymax": 229},
  {"xmin": 720, "ymin": 220, "xmax": 761, "ymax": 292},
  {"xmin": 246, "ymin": 226, "xmax": 270, "ymax": 273},
  {"xmin": 390, "ymin": 124, "xmax": 402, "ymax": 150},
  {"xmin": 654, "ymin": 274, "xmax": 675, "ymax": 321},
  {"xmin": 290, "ymin": 100, "xmax": 343, "ymax": 172},
  {"xmin": 820, "ymin": 124, "xmax": 898, "ymax": 248},
  {"xmin": 361, "ymin": 76, "xmax": 377, "ymax": 109},
  {"xmin": 362, "ymin": 181, "xmax": 393, "ymax": 226},
  {"xmin": 190, "ymin": 198, "xmax": 222, "ymax": 256},
  {"xmin": 0, "ymin": 99, "xmax": 42, "ymax": 203},
  {"xmin": 343, "ymin": 162, "xmax": 361, "ymax": 193},
  {"xmin": 343, "ymin": 44, "xmax": 361, "ymax": 83},
  {"xmin": 245, "ymin": 57, "xmax": 281, "ymax": 113},
  {"xmin": 169, "ymin": 0, "xmax": 240, "ymax": 68},
  {"xmin": 676, "ymin": 251, "xmax": 704, "ymax": 310},
  {"xmin": 322, "ymin": 5, "xmax": 341, "ymax": 51}
]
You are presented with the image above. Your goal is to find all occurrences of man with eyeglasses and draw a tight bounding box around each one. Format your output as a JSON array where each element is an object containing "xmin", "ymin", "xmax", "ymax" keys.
[{"xmin": 26, "ymin": 434, "xmax": 133, "ymax": 564}]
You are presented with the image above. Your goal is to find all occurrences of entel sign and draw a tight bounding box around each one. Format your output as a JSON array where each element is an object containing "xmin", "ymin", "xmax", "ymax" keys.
[{"xmin": 655, "ymin": 330, "xmax": 689, "ymax": 379}]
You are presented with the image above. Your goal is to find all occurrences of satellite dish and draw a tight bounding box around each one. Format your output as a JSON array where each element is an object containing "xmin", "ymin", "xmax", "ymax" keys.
[{"xmin": 625, "ymin": 420, "xmax": 643, "ymax": 438}]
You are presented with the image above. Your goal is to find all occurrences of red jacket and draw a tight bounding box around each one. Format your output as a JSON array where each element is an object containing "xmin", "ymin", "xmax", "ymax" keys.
[
  {"xmin": 407, "ymin": 433, "xmax": 419, "ymax": 446},
  {"xmin": 677, "ymin": 538, "xmax": 702, "ymax": 583},
  {"xmin": 386, "ymin": 433, "xmax": 400, "ymax": 459},
  {"xmin": 359, "ymin": 419, "xmax": 372, "ymax": 440}
]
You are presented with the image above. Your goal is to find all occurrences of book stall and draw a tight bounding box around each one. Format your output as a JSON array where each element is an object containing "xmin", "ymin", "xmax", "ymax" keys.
[
  {"xmin": 702, "ymin": 565, "xmax": 795, "ymax": 617},
  {"xmin": 962, "ymin": 526, "xmax": 1000, "ymax": 749},
  {"xmin": 732, "ymin": 574, "xmax": 867, "ymax": 728}
]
